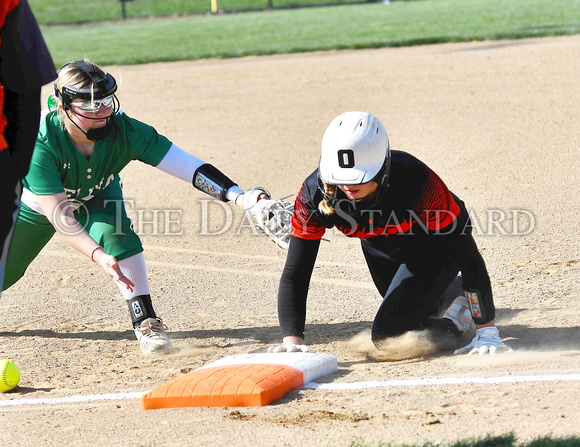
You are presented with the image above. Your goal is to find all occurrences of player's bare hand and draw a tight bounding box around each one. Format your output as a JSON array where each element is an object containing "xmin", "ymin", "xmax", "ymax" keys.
[
  {"xmin": 453, "ymin": 326, "xmax": 513, "ymax": 356},
  {"xmin": 93, "ymin": 248, "xmax": 135, "ymax": 292}
]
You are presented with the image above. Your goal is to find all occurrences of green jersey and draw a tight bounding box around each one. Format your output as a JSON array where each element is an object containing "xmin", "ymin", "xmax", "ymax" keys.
[{"xmin": 22, "ymin": 109, "xmax": 172, "ymax": 213}]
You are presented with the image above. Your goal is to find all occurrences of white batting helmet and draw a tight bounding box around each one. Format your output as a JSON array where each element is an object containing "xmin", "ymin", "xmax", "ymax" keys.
[{"xmin": 318, "ymin": 111, "xmax": 390, "ymax": 185}]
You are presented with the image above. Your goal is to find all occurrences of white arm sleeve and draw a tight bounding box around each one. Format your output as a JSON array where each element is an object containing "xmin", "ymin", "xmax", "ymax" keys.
[
  {"xmin": 155, "ymin": 144, "xmax": 204, "ymax": 182},
  {"xmin": 156, "ymin": 144, "xmax": 245, "ymax": 202}
]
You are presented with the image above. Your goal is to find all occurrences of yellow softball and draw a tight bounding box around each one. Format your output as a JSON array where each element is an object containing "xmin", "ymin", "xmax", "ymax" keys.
[{"xmin": 0, "ymin": 359, "xmax": 21, "ymax": 392}]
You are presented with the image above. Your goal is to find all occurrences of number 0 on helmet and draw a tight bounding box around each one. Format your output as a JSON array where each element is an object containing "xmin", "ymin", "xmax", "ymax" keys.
[{"xmin": 318, "ymin": 111, "xmax": 390, "ymax": 186}]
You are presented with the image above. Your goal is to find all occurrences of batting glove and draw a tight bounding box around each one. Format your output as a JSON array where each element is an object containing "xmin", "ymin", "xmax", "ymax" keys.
[
  {"xmin": 453, "ymin": 326, "xmax": 513, "ymax": 356},
  {"xmin": 268, "ymin": 344, "xmax": 310, "ymax": 353}
]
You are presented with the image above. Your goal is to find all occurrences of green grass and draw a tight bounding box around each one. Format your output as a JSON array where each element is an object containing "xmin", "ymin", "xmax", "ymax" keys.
[
  {"xmin": 30, "ymin": 0, "xmax": 370, "ymax": 24},
  {"xmin": 39, "ymin": 0, "xmax": 580, "ymax": 67},
  {"xmin": 345, "ymin": 433, "xmax": 580, "ymax": 447}
]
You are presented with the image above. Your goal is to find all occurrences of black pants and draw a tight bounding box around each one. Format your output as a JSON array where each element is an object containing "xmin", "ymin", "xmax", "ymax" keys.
[
  {"xmin": 0, "ymin": 88, "xmax": 41, "ymax": 291},
  {"xmin": 0, "ymin": 154, "xmax": 21, "ymax": 290},
  {"xmin": 361, "ymin": 239, "xmax": 463, "ymax": 343}
]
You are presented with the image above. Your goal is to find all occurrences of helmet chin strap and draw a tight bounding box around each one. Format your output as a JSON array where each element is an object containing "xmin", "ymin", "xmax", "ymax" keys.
[{"xmin": 65, "ymin": 108, "xmax": 114, "ymax": 142}]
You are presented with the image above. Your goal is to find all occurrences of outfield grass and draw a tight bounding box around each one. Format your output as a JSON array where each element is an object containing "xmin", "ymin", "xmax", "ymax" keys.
[
  {"xmin": 31, "ymin": 0, "xmax": 370, "ymax": 24},
  {"xmin": 347, "ymin": 433, "xmax": 580, "ymax": 447},
  {"xmin": 40, "ymin": 0, "xmax": 580, "ymax": 67}
]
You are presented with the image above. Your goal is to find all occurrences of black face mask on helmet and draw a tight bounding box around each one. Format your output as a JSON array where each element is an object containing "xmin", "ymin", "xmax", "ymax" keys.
[{"xmin": 54, "ymin": 60, "xmax": 119, "ymax": 142}]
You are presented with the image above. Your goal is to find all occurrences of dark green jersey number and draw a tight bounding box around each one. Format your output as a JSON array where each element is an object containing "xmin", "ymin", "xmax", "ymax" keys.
[{"xmin": 338, "ymin": 149, "xmax": 355, "ymax": 168}]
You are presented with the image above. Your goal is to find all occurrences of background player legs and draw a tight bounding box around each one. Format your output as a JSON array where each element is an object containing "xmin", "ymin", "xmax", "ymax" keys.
[
  {"xmin": 0, "ymin": 175, "xmax": 20, "ymax": 293},
  {"xmin": 2, "ymin": 204, "xmax": 56, "ymax": 291}
]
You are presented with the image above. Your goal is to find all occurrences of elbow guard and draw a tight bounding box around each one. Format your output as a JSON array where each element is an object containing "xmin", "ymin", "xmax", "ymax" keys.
[{"xmin": 192, "ymin": 163, "xmax": 237, "ymax": 202}]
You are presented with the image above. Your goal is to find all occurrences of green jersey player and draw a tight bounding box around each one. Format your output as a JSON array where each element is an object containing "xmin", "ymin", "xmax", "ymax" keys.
[{"xmin": 2, "ymin": 60, "xmax": 268, "ymax": 355}]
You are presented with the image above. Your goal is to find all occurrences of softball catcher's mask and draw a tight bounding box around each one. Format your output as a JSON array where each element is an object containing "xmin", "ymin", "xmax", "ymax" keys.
[{"xmin": 54, "ymin": 60, "xmax": 119, "ymax": 141}]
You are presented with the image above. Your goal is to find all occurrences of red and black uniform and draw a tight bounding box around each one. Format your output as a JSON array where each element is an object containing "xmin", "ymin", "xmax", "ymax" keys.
[
  {"xmin": 278, "ymin": 150, "xmax": 494, "ymax": 343},
  {"xmin": 0, "ymin": 0, "xmax": 56, "ymax": 286}
]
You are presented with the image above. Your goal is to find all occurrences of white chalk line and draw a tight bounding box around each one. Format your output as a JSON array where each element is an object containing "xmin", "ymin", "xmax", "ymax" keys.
[
  {"xmin": 2, "ymin": 373, "xmax": 579, "ymax": 408},
  {"xmin": 302, "ymin": 373, "xmax": 580, "ymax": 390},
  {"xmin": 0, "ymin": 391, "xmax": 145, "ymax": 407}
]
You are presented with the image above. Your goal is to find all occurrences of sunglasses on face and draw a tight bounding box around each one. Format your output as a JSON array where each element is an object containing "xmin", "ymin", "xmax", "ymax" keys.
[{"xmin": 70, "ymin": 95, "xmax": 114, "ymax": 112}]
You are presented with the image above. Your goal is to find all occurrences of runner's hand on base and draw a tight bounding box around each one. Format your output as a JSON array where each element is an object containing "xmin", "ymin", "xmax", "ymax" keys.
[{"xmin": 454, "ymin": 326, "xmax": 513, "ymax": 356}]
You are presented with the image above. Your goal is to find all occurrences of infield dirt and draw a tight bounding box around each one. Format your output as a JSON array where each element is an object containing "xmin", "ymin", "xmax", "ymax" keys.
[{"xmin": 1, "ymin": 35, "xmax": 579, "ymax": 446}]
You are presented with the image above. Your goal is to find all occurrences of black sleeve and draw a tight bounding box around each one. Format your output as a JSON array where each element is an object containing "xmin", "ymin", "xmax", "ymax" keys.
[
  {"xmin": 0, "ymin": 149, "xmax": 20, "ymax": 258},
  {"xmin": 0, "ymin": 0, "xmax": 57, "ymax": 178},
  {"xmin": 0, "ymin": 0, "xmax": 57, "ymax": 92},
  {"xmin": 3, "ymin": 88, "xmax": 41, "ymax": 178},
  {"xmin": 277, "ymin": 235, "xmax": 321, "ymax": 339},
  {"xmin": 448, "ymin": 229, "xmax": 495, "ymax": 325}
]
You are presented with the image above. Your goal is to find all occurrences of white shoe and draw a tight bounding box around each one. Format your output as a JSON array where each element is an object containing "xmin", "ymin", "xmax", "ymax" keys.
[
  {"xmin": 442, "ymin": 296, "xmax": 474, "ymax": 334},
  {"xmin": 134, "ymin": 318, "xmax": 172, "ymax": 354}
]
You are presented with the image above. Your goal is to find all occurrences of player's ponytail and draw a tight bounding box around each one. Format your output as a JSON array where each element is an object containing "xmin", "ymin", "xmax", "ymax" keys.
[
  {"xmin": 53, "ymin": 64, "xmax": 85, "ymax": 127},
  {"xmin": 318, "ymin": 183, "xmax": 336, "ymax": 215}
]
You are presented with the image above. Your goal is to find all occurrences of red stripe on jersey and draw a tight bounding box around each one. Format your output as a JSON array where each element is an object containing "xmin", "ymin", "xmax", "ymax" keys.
[
  {"xmin": 0, "ymin": 0, "xmax": 20, "ymax": 151},
  {"xmin": 415, "ymin": 169, "xmax": 460, "ymax": 231},
  {"xmin": 291, "ymin": 189, "xmax": 326, "ymax": 240}
]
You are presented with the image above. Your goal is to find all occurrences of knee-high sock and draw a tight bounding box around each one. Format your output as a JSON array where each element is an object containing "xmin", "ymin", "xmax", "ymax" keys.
[{"xmin": 115, "ymin": 252, "xmax": 150, "ymax": 300}]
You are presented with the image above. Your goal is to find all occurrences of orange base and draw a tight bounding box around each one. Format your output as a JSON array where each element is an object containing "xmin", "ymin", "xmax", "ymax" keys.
[{"xmin": 141, "ymin": 363, "xmax": 304, "ymax": 409}]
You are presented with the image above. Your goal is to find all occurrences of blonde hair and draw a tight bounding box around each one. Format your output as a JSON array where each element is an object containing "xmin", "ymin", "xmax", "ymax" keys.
[
  {"xmin": 52, "ymin": 59, "xmax": 106, "ymax": 125},
  {"xmin": 318, "ymin": 183, "xmax": 337, "ymax": 215}
]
